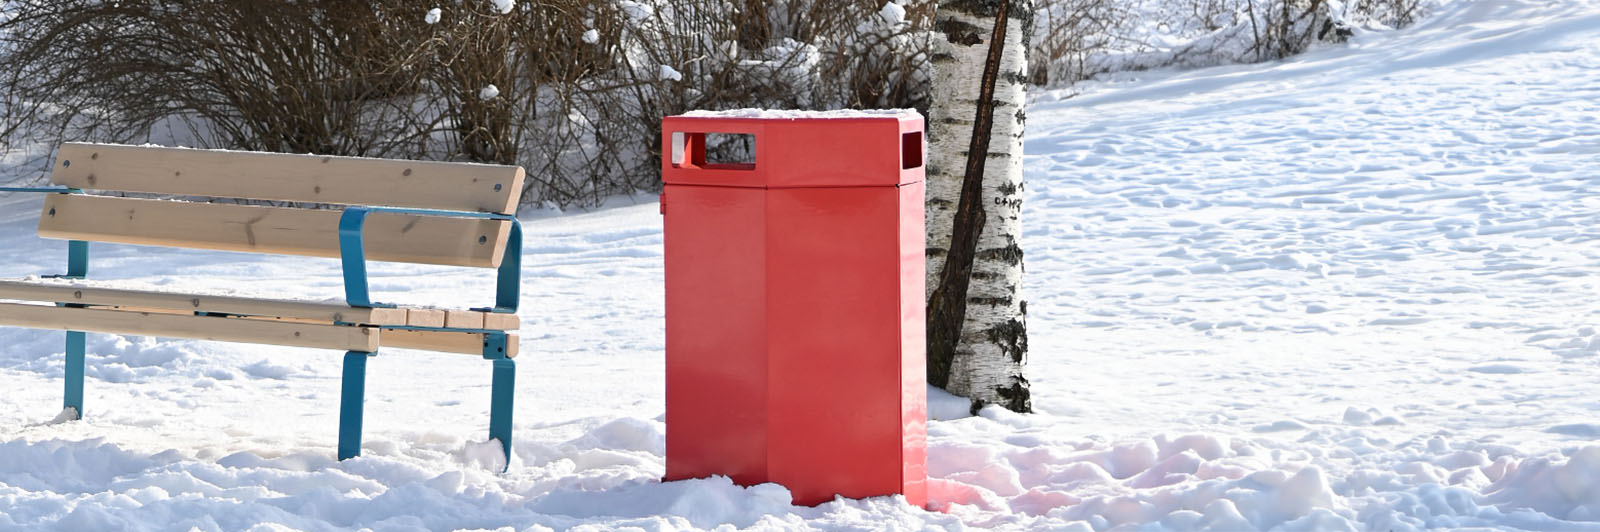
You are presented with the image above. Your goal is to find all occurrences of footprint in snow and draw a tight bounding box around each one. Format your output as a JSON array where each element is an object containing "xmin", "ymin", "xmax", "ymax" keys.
[
  {"xmin": 1546, "ymin": 424, "xmax": 1600, "ymax": 438},
  {"xmin": 1467, "ymin": 364, "xmax": 1528, "ymax": 374}
]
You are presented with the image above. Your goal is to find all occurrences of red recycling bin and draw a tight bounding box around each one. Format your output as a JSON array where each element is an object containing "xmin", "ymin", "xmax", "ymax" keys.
[{"xmin": 661, "ymin": 110, "xmax": 928, "ymax": 507}]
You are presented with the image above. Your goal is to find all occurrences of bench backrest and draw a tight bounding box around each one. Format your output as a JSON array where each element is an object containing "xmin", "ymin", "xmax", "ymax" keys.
[{"xmin": 37, "ymin": 143, "xmax": 525, "ymax": 268}]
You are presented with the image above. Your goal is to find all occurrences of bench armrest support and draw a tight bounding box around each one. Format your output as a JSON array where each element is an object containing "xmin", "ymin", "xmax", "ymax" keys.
[{"xmin": 338, "ymin": 206, "xmax": 521, "ymax": 313}]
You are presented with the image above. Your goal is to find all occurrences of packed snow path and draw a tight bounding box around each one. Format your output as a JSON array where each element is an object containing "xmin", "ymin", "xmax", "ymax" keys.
[{"xmin": 3, "ymin": 1, "xmax": 1600, "ymax": 530}]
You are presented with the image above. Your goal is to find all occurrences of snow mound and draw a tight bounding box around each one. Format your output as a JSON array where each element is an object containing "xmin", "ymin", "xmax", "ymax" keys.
[{"xmin": 3, "ymin": 0, "xmax": 1600, "ymax": 530}]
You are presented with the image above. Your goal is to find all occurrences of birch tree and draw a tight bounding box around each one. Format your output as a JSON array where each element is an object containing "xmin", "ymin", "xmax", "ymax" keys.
[{"xmin": 926, "ymin": 0, "xmax": 1032, "ymax": 413}]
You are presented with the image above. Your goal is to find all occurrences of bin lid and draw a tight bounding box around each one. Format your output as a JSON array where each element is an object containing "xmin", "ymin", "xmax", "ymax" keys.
[{"xmin": 662, "ymin": 109, "xmax": 925, "ymax": 189}]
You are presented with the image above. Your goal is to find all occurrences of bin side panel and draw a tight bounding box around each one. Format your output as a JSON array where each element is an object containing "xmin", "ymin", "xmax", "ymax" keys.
[
  {"xmin": 899, "ymin": 181, "xmax": 929, "ymax": 508},
  {"xmin": 664, "ymin": 184, "xmax": 769, "ymax": 485},
  {"xmin": 766, "ymin": 187, "xmax": 905, "ymax": 506}
]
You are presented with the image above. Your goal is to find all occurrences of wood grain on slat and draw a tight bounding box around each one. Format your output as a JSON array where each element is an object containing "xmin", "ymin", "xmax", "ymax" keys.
[
  {"xmin": 482, "ymin": 313, "xmax": 520, "ymax": 330},
  {"xmin": 383, "ymin": 330, "xmax": 519, "ymax": 358},
  {"xmin": 439, "ymin": 310, "xmax": 520, "ymax": 330},
  {"xmin": 406, "ymin": 309, "xmax": 446, "ymax": 328},
  {"xmin": 52, "ymin": 143, "xmax": 525, "ymax": 214},
  {"xmin": 444, "ymin": 310, "xmax": 485, "ymax": 329},
  {"xmin": 0, "ymin": 302, "xmax": 378, "ymax": 352},
  {"xmin": 0, "ymin": 280, "xmax": 408, "ymax": 325},
  {"xmin": 38, "ymin": 195, "xmax": 510, "ymax": 268}
]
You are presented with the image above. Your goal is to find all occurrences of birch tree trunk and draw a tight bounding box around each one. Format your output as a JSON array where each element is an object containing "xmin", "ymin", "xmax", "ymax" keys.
[{"xmin": 926, "ymin": 0, "xmax": 1032, "ymax": 413}]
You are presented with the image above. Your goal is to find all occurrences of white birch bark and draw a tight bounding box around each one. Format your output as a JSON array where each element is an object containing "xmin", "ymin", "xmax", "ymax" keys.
[{"xmin": 926, "ymin": 0, "xmax": 1031, "ymax": 412}]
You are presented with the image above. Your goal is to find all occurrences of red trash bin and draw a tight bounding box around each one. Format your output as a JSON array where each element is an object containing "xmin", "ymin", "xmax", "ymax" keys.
[{"xmin": 661, "ymin": 110, "xmax": 928, "ymax": 507}]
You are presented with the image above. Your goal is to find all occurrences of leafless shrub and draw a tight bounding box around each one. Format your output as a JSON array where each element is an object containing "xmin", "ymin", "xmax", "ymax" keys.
[
  {"xmin": 511, "ymin": 0, "xmax": 934, "ymax": 207},
  {"xmin": 1031, "ymin": 0, "xmax": 1131, "ymax": 85},
  {"xmin": 0, "ymin": 1, "xmax": 437, "ymax": 158},
  {"xmin": 1030, "ymin": 0, "xmax": 1438, "ymax": 86},
  {"xmin": 0, "ymin": 0, "xmax": 934, "ymax": 209}
]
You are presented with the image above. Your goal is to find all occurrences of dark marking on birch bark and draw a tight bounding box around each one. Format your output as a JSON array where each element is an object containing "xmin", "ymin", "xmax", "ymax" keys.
[
  {"xmin": 985, "ymin": 318, "xmax": 1028, "ymax": 364},
  {"xmin": 927, "ymin": 0, "xmax": 1010, "ymax": 391},
  {"xmin": 994, "ymin": 375, "xmax": 1032, "ymax": 413},
  {"xmin": 968, "ymin": 296, "xmax": 1012, "ymax": 306},
  {"xmin": 977, "ymin": 243, "xmax": 1024, "ymax": 266}
]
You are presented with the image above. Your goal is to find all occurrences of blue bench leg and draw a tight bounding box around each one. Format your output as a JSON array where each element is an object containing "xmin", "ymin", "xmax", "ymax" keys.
[
  {"xmin": 63, "ymin": 331, "xmax": 85, "ymax": 420},
  {"xmin": 338, "ymin": 351, "xmax": 374, "ymax": 460},
  {"xmin": 490, "ymin": 358, "xmax": 515, "ymax": 470}
]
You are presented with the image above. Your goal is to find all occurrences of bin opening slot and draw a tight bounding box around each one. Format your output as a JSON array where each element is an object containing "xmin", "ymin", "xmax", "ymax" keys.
[
  {"xmin": 671, "ymin": 132, "xmax": 756, "ymax": 171},
  {"xmin": 902, "ymin": 132, "xmax": 923, "ymax": 170}
]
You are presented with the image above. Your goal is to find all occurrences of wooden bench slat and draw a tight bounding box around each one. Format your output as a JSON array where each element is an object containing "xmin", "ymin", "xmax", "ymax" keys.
[
  {"xmin": 38, "ymin": 194, "xmax": 510, "ymax": 268},
  {"xmin": 483, "ymin": 313, "xmax": 520, "ymax": 330},
  {"xmin": 0, "ymin": 302, "xmax": 378, "ymax": 352},
  {"xmin": 0, "ymin": 280, "xmax": 520, "ymax": 330},
  {"xmin": 383, "ymin": 330, "xmax": 520, "ymax": 358},
  {"xmin": 406, "ymin": 309, "xmax": 447, "ymax": 328},
  {"xmin": 52, "ymin": 143, "xmax": 525, "ymax": 215},
  {"xmin": 0, "ymin": 280, "xmax": 404, "ymax": 325}
]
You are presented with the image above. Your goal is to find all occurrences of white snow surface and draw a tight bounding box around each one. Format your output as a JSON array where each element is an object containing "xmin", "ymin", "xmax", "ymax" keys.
[
  {"xmin": 479, "ymin": 84, "xmax": 500, "ymax": 101},
  {"xmin": 425, "ymin": 8, "xmax": 442, "ymax": 25},
  {"xmin": 879, "ymin": 1, "xmax": 907, "ymax": 26},
  {"xmin": 658, "ymin": 65, "xmax": 683, "ymax": 82},
  {"xmin": 4, "ymin": 1, "xmax": 1600, "ymax": 530},
  {"xmin": 488, "ymin": 0, "xmax": 514, "ymax": 15}
]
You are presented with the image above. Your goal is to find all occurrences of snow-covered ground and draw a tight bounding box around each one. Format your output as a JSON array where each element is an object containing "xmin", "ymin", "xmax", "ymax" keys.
[{"xmin": 4, "ymin": 1, "xmax": 1600, "ymax": 530}]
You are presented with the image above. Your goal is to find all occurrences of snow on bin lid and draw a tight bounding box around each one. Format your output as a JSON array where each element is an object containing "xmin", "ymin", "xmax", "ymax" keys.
[{"xmin": 680, "ymin": 108, "xmax": 921, "ymax": 120}]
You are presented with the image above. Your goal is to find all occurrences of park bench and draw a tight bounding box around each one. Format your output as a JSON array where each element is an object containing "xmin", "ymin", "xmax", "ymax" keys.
[{"xmin": 0, "ymin": 143, "xmax": 524, "ymax": 466}]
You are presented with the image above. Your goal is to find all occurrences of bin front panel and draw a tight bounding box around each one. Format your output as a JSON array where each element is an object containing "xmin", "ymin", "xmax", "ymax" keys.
[
  {"xmin": 663, "ymin": 184, "xmax": 768, "ymax": 485},
  {"xmin": 766, "ymin": 186, "xmax": 906, "ymax": 506}
]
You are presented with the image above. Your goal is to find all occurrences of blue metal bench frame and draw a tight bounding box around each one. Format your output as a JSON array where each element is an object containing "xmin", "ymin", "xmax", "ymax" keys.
[
  {"xmin": 336, "ymin": 206, "xmax": 522, "ymax": 467},
  {"xmin": 5, "ymin": 187, "xmax": 524, "ymax": 470}
]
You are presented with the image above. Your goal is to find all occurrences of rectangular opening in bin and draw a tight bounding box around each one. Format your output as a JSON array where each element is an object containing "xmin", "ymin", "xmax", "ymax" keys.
[
  {"xmin": 670, "ymin": 132, "xmax": 756, "ymax": 171},
  {"xmin": 703, "ymin": 133, "xmax": 755, "ymax": 170},
  {"xmin": 901, "ymin": 132, "xmax": 923, "ymax": 170}
]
